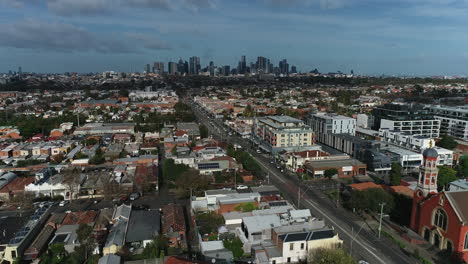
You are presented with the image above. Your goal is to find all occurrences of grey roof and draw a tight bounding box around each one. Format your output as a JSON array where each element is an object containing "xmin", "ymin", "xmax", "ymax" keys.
[
  {"xmin": 279, "ymin": 229, "xmax": 336, "ymax": 242},
  {"xmin": 250, "ymin": 185, "xmax": 279, "ymax": 195},
  {"xmin": 305, "ymin": 158, "xmax": 365, "ymax": 169},
  {"xmin": 113, "ymin": 204, "xmax": 132, "ymax": 220},
  {"xmin": 205, "ymin": 189, "xmax": 237, "ymax": 196},
  {"xmin": 105, "ymin": 219, "xmax": 128, "ymax": 247},
  {"xmin": 125, "ymin": 210, "xmax": 161, "ymax": 243},
  {"xmin": 98, "ymin": 254, "xmax": 121, "ymax": 264},
  {"xmin": 268, "ymin": 116, "xmax": 303, "ymax": 124},
  {"xmin": 242, "ymin": 214, "xmax": 281, "ymax": 234}
]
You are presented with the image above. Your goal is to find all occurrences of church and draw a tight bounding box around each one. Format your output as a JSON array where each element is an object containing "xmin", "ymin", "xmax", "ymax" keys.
[{"xmin": 410, "ymin": 147, "xmax": 468, "ymax": 262}]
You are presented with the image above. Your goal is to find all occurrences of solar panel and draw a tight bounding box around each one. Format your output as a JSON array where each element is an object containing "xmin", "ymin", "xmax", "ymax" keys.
[{"xmin": 269, "ymin": 201, "xmax": 287, "ymax": 207}]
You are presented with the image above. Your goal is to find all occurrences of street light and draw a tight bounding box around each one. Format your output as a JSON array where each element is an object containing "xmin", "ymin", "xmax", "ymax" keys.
[
  {"xmin": 297, "ymin": 184, "xmax": 315, "ymax": 209},
  {"xmin": 378, "ymin": 202, "xmax": 386, "ymax": 239}
]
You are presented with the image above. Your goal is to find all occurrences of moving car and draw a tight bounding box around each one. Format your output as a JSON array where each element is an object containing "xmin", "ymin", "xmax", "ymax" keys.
[{"xmin": 236, "ymin": 185, "xmax": 248, "ymax": 190}]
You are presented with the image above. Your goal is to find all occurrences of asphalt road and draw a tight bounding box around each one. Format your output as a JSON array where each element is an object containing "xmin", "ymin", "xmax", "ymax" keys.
[{"xmin": 187, "ymin": 98, "xmax": 417, "ymax": 264}]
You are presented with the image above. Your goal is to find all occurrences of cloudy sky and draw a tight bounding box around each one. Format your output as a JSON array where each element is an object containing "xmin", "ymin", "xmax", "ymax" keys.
[{"xmin": 0, "ymin": 0, "xmax": 467, "ymax": 75}]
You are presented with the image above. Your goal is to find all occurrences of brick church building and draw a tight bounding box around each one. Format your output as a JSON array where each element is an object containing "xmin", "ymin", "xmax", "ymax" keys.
[{"xmin": 411, "ymin": 147, "xmax": 468, "ymax": 262}]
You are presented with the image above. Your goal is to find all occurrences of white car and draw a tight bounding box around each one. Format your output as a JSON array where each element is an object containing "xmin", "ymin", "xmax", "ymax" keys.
[
  {"xmin": 59, "ymin": 200, "xmax": 68, "ymax": 207},
  {"xmin": 358, "ymin": 261, "xmax": 369, "ymax": 264},
  {"xmin": 236, "ymin": 185, "xmax": 248, "ymax": 190}
]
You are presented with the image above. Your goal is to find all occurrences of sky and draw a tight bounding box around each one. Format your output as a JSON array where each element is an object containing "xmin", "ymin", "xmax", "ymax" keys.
[{"xmin": 0, "ymin": 0, "xmax": 468, "ymax": 76}]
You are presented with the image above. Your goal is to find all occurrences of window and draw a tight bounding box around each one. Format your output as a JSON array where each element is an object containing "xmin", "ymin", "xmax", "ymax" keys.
[
  {"xmin": 287, "ymin": 257, "xmax": 291, "ymax": 263},
  {"xmin": 12, "ymin": 251, "xmax": 16, "ymax": 259},
  {"xmin": 290, "ymin": 243, "xmax": 294, "ymax": 251},
  {"xmin": 300, "ymin": 243, "xmax": 305, "ymax": 250},
  {"xmin": 464, "ymin": 233, "xmax": 468, "ymax": 250},
  {"xmin": 439, "ymin": 196, "xmax": 444, "ymax": 206},
  {"xmin": 433, "ymin": 209, "xmax": 448, "ymax": 230}
]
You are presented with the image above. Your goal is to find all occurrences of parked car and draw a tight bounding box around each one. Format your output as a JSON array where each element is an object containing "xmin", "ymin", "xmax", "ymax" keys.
[
  {"xmin": 59, "ymin": 200, "xmax": 69, "ymax": 207},
  {"xmin": 129, "ymin": 192, "xmax": 140, "ymax": 201},
  {"xmin": 236, "ymin": 185, "xmax": 248, "ymax": 190}
]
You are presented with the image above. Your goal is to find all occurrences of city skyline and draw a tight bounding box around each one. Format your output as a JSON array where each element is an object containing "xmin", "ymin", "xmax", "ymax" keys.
[{"xmin": 1, "ymin": 0, "xmax": 468, "ymax": 75}]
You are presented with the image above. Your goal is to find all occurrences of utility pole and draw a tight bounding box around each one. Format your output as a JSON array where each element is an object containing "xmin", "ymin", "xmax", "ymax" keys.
[
  {"xmin": 378, "ymin": 202, "xmax": 386, "ymax": 239},
  {"xmin": 297, "ymin": 187, "xmax": 301, "ymax": 208}
]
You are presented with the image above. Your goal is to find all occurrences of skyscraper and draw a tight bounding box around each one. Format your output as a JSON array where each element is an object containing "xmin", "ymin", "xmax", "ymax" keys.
[
  {"xmin": 168, "ymin": 62, "xmax": 178, "ymax": 75},
  {"xmin": 279, "ymin": 59, "xmax": 289, "ymax": 75},
  {"xmin": 291, "ymin": 66, "xmax": 297, "ymax": 74},
  {"xmin": 145, "ymin": 64, "xmax": 151, "ymax": 74},
  {"xmin": 189, "ymin": 56, "xmax": 201, "ymax": 75},
  {"xmin": 238, "ymin": 56, "xmax": 246, "ymax": 74},
  {"xmin": 256, "ymin": 56, "xmax": 268, "ymax": 74},
  {"xmin": 153, "ymin": 62, "xmax": 164, "ymax": 74},
  {"xmin": 18, "ymin": 66, "xmax": 22, "ymax": 75},
  {"xmin": 209, "ymin": 61, "xmax": 215, "ymax": 76}
]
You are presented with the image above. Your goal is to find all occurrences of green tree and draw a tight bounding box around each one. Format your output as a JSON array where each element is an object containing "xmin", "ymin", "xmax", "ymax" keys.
[
  {"xmin": 162, "ymin": 158, "xmax": 189, "ymax": 182},
  {"xmin": 76, "ymin": 223, "xmax": 96, "ymax": 263},
  {"xmin": 346, "ymin": 188, "xmax": 394, "ymax": 214},
  {"xmin": 234, "ymin": 202, "xmax": 258, "ymax": 212},
  {"xmin": 223, "ymin": 237, "xmax": 244, "ymax": 259},
  {"xmin": 196, "ymin": 212, "xmax": 224, "ymax": 234},
  {"xmin": 142, "ymin": 236, "xmax": 169, "ymax": 259},
  {"xmin": 324, "ymin": 168, "xmax": 338, "ymax": 179},
  {"xmin": 436, "ymin": 135, "xmax": 458, "ymax": 150},
  {"xmin": 437, "ymin": 166, "xmax": 458, "ymax": 191},
  {"xmin": 199, "ymin": 124, "xmax": 209, "ymax": 138},
  {"xmin": 457, "ymin": 157, "xmax": 468, "ymax": 177},
  {"xmin": 243, "ymin": 105, "xmax": 254, "ymax": 117},
  {"xmin": 308, "ymin": 248, "xmax": 356, "ymax": 264},
  {"xmin": 389, "ymin": 163, "xmax": 402, "ymax": 186}
]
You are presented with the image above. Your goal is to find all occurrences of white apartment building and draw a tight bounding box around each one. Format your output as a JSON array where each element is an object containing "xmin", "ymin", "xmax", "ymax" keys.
[
  {"xmin": 379, "ymin": 119, "xmax": 440, "ymax": 138},
  {"xmin": 307, "ymin": 112, "xmax": 356, "ymax": 143},
  {"xmin": 427, "ymin": 105, "xmax": 468, "ymax": 140}
]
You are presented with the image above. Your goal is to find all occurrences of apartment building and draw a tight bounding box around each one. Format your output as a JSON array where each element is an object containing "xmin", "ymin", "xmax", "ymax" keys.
[
  {"xmin": 372, "ymin": 103, "xmax": 440, "ymax": 138},
  {"xmin": 307, "ymin": 112, "xmax": 356, "ymax": 143},
  {"xmin": 252, "ymin": 116, "xmax": 315, "ymax": 154},
  {"xmin": 427, "ymin": 105, "xmax": 468, "ymax": 140}
]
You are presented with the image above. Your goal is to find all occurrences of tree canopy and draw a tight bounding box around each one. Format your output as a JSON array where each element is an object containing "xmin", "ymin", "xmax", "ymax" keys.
[
  {"xmin": 437, "ymin": 166, "xmax": 458, "ymax": 191},
  {"xmin": 436, "ymin": 135, "xmax": 458, "ymax": 150},
  {"xmin": 389, "ymin": 163, "xmax": 402, "ymax": 186},
  {"xmin": 308, "ymin": 248, "xmax": 356, "ymax": 264}
]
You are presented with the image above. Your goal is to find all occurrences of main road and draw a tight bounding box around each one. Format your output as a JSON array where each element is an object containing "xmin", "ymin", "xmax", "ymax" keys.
[{"xmin": 186, "ymin": 98, "xmax": 417, "ymax": 264}]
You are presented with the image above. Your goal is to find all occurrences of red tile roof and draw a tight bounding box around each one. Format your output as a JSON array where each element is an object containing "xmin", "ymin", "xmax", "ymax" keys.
[
  {"xmin": 164, "ymin": 256, "xmax": 207, "ymax": 264},
  {"xmin": 0, "ymin": 177, "xmax": 35, "ymax": 193},
  {"xmin": 349, "ymin": 182, "xmax": 383, "ymax": 191},
  {"xmin": 388, "ymin": 185, "xmax": 414, "ymax": 197},
  {"xmin": 62, "ymin": 211, "xmax": 98, "ymax": 225},
  {"xmin": 162, "ymin": 204, "xmax": 186, "ymax": 233}
]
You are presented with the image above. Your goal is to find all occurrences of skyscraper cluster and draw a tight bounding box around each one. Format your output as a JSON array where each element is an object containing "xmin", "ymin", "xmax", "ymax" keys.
[{"xmin": 144, "ymin": 55, "xmax": 298, "ymax": 76}]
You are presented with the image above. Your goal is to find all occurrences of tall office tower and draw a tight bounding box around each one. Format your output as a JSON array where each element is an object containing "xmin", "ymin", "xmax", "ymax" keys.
[
  {"xmin": 189, "ymin": 56, "xmax": 201, "ymax": 75},
  {"xmin": 153, "ymin": 62, "xmax": 164, "ymax": 74},
  {"xmin": 145, "ymin": 64, "xmax": 151, "ymax": 74},
  {"xmin": 177, "ymin": 59, "xmax": 185, "ymax": 75},
  {"xmin": 18, "ymin": 66, "xmax": 22, "ymax": 75},
  {"xmin": 168, "ymin": 62, "xmax": 178, "ymax": 75},
  {"xmin": 279, "ymin": 59, "xmax": 289, "ymax": 75},
  {"xmin": 184, "ymin": 61, "xmax": 189, "ymax": 75},
  {"xmin": 223, "ymin": 65, "xmax": 230, "ymax": 76},
  {"xmin": 256, "ymin": 56, "xmax": 268, "ymax": 73},
  {"xmin": 268, "ymin": 63, "xmax": 273, "ymax": 74},
  {"xmin": 209, "ymin": 61, "xmax": 215, "ymax": 76},
  {"xmin": 239, "ymin": 55, "xmax": 246, "ymax": 74},
  {"xmin": 291, "ymin": 66, "xmax": 297, "ymax": 74}
]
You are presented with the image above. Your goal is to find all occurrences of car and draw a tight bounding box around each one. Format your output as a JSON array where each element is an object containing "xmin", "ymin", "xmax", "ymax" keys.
[
  {"xmin": 270, "ymin": 160, "xmax": 274, "ymax": 164},
  {"xmin": 129, "ymin": 192, "xmax": 140, "ymax": 201},
  {"xmin": 59, "ymin": 200, "xmax": 68, "ymax": 207},
  {"xmin": 120, "ymin": 196, "xmax": 128, "ymax": 202},
  {"xmin": 38, "ymin": 202, "xmax": 46, "ymax": 208},
  {"xmin": 276, "ymin": 165, "xmax": 281, "ymax": 169},
  {"xmin": 256, "ymin": 149, "xmax": 261, "ymax": 153},
  {"xmin": 236, "ymin": 185, "xmax": 248, "ymax": 190},
  {"xmin": 358, "ymin": 261, "xmax": 369, "ymax": 264}
]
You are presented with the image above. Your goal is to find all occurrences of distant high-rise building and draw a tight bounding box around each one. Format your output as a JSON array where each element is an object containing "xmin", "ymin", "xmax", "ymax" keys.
[
  {"xmin": 168, "ymin": 62, "xmax": 178, "ymax": 75},
  {"xmin": 238, "ymin": 55, "xmax": 247, "ymax": 74},
  {"xmin": 145, "ymin": 64, "xmax": 151, "ymax": 74},
  {"xmin": 279, "ymin": 59, "xmax": 289, "ymax": 75},
  {"xmin": 18, "ymin": 66, "xmax": 22, "ymax": 75},
  {"xmin": 177, "ymin": 59, "xmax": 185, "ymax": 75},
  {"xmin": 153, "ymin": 62, "xmax": 164, "ymax": 74},
  {"xmin": 189, "ymin": 56, "xmax": 201, "ymax": 75},
  {"xmin": 184, "ymin": 61, "xmax": 189, "ymax": 75},
  {"xmin": 291, "ymin": 66, "xmax": 297, "ymax": 74},
  {"xmin": 209, "ymin": 61, "xmax": 215, "ymax": 76},
  {"xmin": 256, "ymin": 56, "xmax": 268, "ymax": 74},
  {"xmin": 223, "ymin": 65, "xmax": 230, "ymax": 76}
]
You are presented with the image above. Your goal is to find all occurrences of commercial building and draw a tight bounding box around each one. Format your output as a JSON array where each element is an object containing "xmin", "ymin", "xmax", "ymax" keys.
[
  {"xmin": 307, "ymin": 113, "xmax": 356, "ymax": 143},
  {"xmin": 73, "ymin": 123, "xmax": 135, "ymax": 136},
  {"xmin": 303, "ymin": 158, "xmax": 367, "ymax": 179},
  {"xmin": 252, "ymin": 116, "xmax": 315, "ymax": 154},
  {"xmin": 427, "ymin": 105, "xmax": 468, "ymax": 140},
  {"xmin": 372, "ymin": 103, "xmax": 440, "ymax": 138}
]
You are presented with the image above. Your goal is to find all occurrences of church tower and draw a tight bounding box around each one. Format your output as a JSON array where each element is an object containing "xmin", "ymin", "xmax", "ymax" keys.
[{"xmin": 410, "ymin": 143, "xmax": 439, "ymax": 230}]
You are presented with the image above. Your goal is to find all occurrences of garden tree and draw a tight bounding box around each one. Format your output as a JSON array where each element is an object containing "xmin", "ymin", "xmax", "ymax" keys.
[
  {"xmin": 324, "ymin": 168, "xmax": 338, "ymax": 179},
  {"xmin": 162, "ymin": 158, "xmax": 189, "ymax": 182},
  {"xmin": 84, "ymin": 138, "xmax": 98, "ymax": 146},
  {"xmin": 62, "ymin": 168, "xmax": 81, "ymax": 202},
  {"xmin": 89, "ymin": 148, "xmax": 105, "ymax": 165},
  {"xmin": 76, "ymin": 223, "xmax": 96, "ymax": 262},
  {"xmin": 223, "ymin": 237, "xmax": 244, "ymax": 259},
  {"xmin": 389, "ymin": 163, "xmax": 402, "ymax": 186},
  {"xmin": 51, "ymin": 153, "xmax": 64, "ymax": 164},
  {"xmin": 196, "ymin": 212, "xmax": 224, "ymax": 234},
  {"xmin": 390, "ymin": 194, "xmax": 413, "ymax": 226},
  {"xmin": 199, "ymin": 124, "xmax": 209, "ymax": 138},
  {"xmin": 346, "ymin": 188, "xmax": 394, "ymax": 214},
  {"xmin": 243, "ymin": 104, "xmax": 254, "ymax": 117},
  {"xmin": 436, "ymin": 135, "xmax": 458, "ymax": 150},
  {"xmin": 103, "ymin": 181, "xmax": 123, "ymax": 200},
  {"xmin": 308, "ymin": 248, "xmax": 355, "ymax": 264},
  {"xmin": 175, "ymin": 169, "xmax": 210, "ymax": 198},
  {"xmin": 142, "ymin": 236, "xmax": 169, "ymax": 259},
  {"xmin": 39, "ymin": 243, "xmax": 69, "ymax": 264},
  {"xmin": 74, "ymin": 152, "xmax": 88, "ymax": 159},
  {"xmin": 11, "ymin": 192, "xmax": 34, "ymax": 211},
  {"xmin": 457, "ymin": 157, "xmax": 468, "ymax": 177},
  {"xmin": 437, "ymin": 166, "xmax": 458, "ymax": 191}
]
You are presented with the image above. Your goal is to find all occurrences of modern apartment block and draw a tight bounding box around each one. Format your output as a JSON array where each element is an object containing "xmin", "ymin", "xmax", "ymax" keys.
[
  {"xmin": 372, "ymin": 103, "xmax": 440, "ymax": 138},
  {"xmin": 252, "ymin": 116, "xmax": 315, "ymax": 154},
  {"xmin": 307, "ymin": 112, "xmax": 356, "ymax": 143},
  {"xmin": 427, "ymin": 105, "xmax": 468, "ymax": 140}
]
